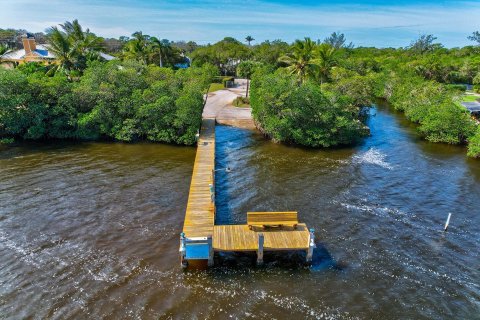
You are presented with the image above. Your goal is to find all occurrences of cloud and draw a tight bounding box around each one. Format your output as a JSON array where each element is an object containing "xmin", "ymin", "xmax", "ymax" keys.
[{"xmin": 0, "ymin": 0, "xmax": 478, "ymax": 47}]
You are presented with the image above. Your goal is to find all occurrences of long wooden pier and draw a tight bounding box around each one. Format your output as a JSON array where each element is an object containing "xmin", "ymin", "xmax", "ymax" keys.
[{"xmin": 180, "ymin": 119, "xmax": 315, "ymax": 267}]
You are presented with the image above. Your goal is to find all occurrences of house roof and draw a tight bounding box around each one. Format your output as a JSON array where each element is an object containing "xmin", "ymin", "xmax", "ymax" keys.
[
  {"xmin": 98, "ymin": 52, "xmax": 116, "ymax": 61},
  {"xmin": 1, "ymin": 44, "xmax": 116, "ymax": 61},
  {"xmin": 1, "ymin": 44, "xmax": 55, "ymax": 60}
]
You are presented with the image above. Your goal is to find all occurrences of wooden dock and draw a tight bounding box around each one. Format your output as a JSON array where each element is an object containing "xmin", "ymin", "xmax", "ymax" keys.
[
  {"xmin": 180, "ymin": 118, "xmax": 315, "ymax": 267},
  {"xmin": 182, "ymin": 118, "xmax": 216, "ymax": 239}
]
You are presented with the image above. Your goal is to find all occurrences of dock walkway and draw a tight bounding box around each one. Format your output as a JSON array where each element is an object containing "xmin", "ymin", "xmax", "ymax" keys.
[{"xmin": 182, "ymin": 119, "xmax": 216, "ymax": 239}]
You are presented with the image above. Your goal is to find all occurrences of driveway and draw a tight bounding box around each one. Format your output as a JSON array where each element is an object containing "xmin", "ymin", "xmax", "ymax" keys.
[{"xmin": 202, "ymin": 79, "xmax": 255, "ymax": 129}]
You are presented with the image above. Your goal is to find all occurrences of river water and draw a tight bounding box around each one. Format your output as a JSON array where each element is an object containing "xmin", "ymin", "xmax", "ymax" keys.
[{"xmin": 0, "ymin": 106, "xmax": 479, "ymax": 319}]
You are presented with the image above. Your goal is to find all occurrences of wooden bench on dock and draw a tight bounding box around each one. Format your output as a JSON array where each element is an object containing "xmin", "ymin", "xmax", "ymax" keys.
[{"xmin": 247, "ymin": 211, "xmax": 298, "ymax": 230}]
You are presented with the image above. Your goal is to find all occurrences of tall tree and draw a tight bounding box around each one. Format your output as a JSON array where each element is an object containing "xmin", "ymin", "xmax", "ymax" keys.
[
  {"xmin": 278, "ymin": 37, "xmax": 318, "ymax": 84},
  {"xmin": 408, "ymin": 34, "xmax": 442, "ymax": 54},
  {"xmin": 315, "ymin": 43, "xmax": 338, "ymax": 85},
  {"xmin": 237, "ymin": 60, "xmax": 261, "ymax": 97},
  {"xmin": 468, "ymin": 31, "xmax": 480, "ymax": 46},
  {"xmin": 123, "ymin": 31, "xmax": 150, "ymax": 64},
  {"xmin": 323, "ymin": 32, "xmax": 353, "ymax": 49},
  {"xmin": 150, "ymin": 37, "xmax": 169, "ymax": 67},
  {"xmin": 59, "ymin": 19, "xmax": 104, "ymax": 55},
  {"xmin": 245, "ymin": 35, "xmax": 255, "ymax": 46},
  {"xmin": 252, "ymin": 40, "xmax": 289, "ymax": 65},
  {"xmin": 45, "ymin": 26, "xmax": 77, "ymax": 76},
  {"xmin": 190, "ymin": 37, "xmax": 251, "ymax": 75},
  {"xmin": 46, "ymin": 20, "xmax": 104, "ymax": 77}
]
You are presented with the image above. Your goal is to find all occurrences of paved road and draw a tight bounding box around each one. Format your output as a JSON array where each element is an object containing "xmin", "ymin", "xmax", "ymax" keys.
[
  {"xmin": 202, "ymin": 79, "xmax": 255, "ymax": 129},
  {"xmin": 462, "ymin": 101, "xmax": 480, "ymax": 113}
]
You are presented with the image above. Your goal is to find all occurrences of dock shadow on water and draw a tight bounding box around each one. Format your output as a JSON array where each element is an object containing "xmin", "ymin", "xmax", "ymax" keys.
[{"xmin": 208, "ymin": 240, "xmax": 341, "ymax": 272}]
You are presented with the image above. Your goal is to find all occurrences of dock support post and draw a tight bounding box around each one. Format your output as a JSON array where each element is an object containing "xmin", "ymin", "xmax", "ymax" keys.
[
  {"xmin": 179, "ymin": 232, "xmax": 187, "ymax": 268},
  {"xmin": 306, "ymin": 228, "xmax": 316, "ymax": 263},
  {"xmin": 207, "ymin": 235, "xmax": 214, "ymax": 267},
  {"xmin": 257, "ymin": 233, "xmax": 264, "ymax": 265},
  {"xmin": 209, "ymin": 183, "xmax": 215, "ymax": 203}
]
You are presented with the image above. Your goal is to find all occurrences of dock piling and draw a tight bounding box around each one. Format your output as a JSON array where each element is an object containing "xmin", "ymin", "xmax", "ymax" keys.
[
  {"xmin": 257, "ymin": 233, "xmax": 264, "ymax": 265},
  {"xmin": 209, "ymin": 183, "xmax": 214, "ymax": 203},
  {"xmin": 306, "ymin": 228, "xmax": 316, "ymax": 263},
  {"xmin": 207, "ymin": 235, "xmax": 214, "ymax": 266},
  {"xmin": 179, "ymin": 232, "xmax": 187, "ymax": 268}
]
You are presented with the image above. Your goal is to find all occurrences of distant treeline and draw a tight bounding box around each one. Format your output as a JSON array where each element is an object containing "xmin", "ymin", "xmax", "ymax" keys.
[{"xmin": 1, "ymin": 21, "xmax": 480, "ymax": 157}]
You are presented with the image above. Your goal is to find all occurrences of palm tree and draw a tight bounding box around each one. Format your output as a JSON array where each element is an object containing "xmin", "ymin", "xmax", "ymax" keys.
[
  {"xmin": 123, "ymin": 31, "xmax": 150, "ymax": 64},
  {"xmin": 150, "ymin": 37, "xmax": 171, "ymax": 67},
  {"xmin": 278, "ymin": 37, "xmax": 318, "ymax": 84},
  {"xmin": 59, "ymin": 19, "xmax": 104, "ymax": 55},
  {"xmin": 45, "ymin": 26, "xmax": 77, "ymax": 76},
  {"xmin": 46, "ymin": 20, "xmax": 105, "ymax": 76},
  {"xmin": 60, "ymin": 20, "xmax": 84, "ymax": 42},
  {"xmin": 245, "ymin": 35, "xmax": 255, "ymax": 46},
  {"xmin": 315, "ymin": 43, "xmax": 338, "ymax": 85}
]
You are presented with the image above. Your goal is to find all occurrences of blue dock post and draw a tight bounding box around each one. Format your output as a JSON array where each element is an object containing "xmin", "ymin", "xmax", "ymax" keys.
[
  {"xmin": 306, "ymin": 228, "xmax": 316, "ymax": 263},
  {"xmin": 179, "ymin": 232, "xmax": 187, "ymax": 268},
  {"xmin": 257, "ymin": 233, "xmax": 264, "ymax": 265}
]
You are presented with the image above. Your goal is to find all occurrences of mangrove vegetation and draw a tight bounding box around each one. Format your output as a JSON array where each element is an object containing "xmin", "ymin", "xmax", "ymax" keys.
[{"xmin": 1, "ymin": 20, "xmax": 480, "ymax": 157}]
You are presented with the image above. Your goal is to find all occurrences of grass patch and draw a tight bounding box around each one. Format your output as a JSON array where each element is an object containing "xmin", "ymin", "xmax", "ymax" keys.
[
  {"xmin": 233, "ymin": 96, "xmax": 250, "ymax": 107},
  {"xmin": 0, "ymin": 138, "xmax": 14, "ymax": 145},
  {"xmin": 462, "ymin": 95, "xmax": 480, "ymax": 102},
  {"xmin": 208, "ymin": 82, "xmax": 225, "ymax": 93}
]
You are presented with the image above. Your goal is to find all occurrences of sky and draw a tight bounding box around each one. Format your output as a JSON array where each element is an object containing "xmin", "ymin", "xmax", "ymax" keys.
[{"xmin": 0, "ymin": 0, "xmax": 479, "ymax": 47}]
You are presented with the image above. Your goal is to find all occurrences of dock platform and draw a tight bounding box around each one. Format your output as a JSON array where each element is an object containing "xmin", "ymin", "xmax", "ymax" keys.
[
  {"xmin": 180, "ymin": 118, "xmax": 315, "ymax": 267},
  {"xmin": 213, "ymin": 224, "xmax": 310, "ymax": 252}
]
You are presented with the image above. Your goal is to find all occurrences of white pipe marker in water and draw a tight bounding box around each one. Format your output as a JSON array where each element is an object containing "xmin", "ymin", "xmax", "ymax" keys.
[{"xmin": 444, "ymin": 213, "xmax": 452, "ymax": 231}]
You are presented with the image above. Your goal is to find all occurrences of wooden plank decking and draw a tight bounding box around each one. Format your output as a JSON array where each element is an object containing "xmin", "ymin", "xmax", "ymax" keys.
[
  {"xmin": 182, "ymin": 118, "xmax": 216, "ymax": 238},
  {"xmin": 213, "ymin": 224, "xmax": 310, "ymax": 252}
]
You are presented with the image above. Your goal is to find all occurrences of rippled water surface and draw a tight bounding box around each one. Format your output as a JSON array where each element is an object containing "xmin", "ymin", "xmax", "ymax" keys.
[{"xmin": 1, "ymin": 106, "xmax": 479, "ymax": 319}]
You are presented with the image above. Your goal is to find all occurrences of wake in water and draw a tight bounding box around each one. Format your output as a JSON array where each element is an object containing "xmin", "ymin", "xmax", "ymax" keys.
[{"xmin": 353, "ymin": 148, "xmax": 394, "ymax": 170}]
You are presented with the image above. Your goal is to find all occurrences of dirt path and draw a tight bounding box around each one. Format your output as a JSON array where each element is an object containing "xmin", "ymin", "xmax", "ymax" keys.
[{"xmin": 202, "ymin": 79, "xmax": 255, "ymax": 129}]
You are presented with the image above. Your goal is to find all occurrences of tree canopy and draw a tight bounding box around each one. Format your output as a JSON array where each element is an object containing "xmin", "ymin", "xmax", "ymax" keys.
[
  {"xmin": 1, "ymin": 24, "xmax": 479, "ymax": 156},
  {"xmin": 190, "ymin": 37, "xmax": 251, "ymax": 75},
  {"xmin": 468, "ymin": 31, "xmax": 480, "ymax": 46},
  {"xmin": 46, "ymin": 19, "xmax": 105, "ymax": 77}
]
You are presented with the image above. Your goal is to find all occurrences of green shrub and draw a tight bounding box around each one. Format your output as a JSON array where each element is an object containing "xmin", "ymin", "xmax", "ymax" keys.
[
  {"xmin": 323, "ymin": 73, "xmax": 376, "ymax": 107},
  {"xmin": 0, "ymin": 61, "xmax": 214, "ymax": 145},
  {"xmin": 250, "ymin": 71, "xmax": 369, "ymax": 147},
  {"xmin": 446, "ymin": 84, "xmax": 467, "ymax": 92},
  {"xmin": 0, "ymin": 69, "xmax": 41, "ymax": 138},
  {"xmin": 418, "ymin": 102, "xmax": 476, "ymax": 143},
  {"xmin": 0, "ymin": 137, "xmax": 14, "ymax": 144},
  {"xmin": 474, "ymin": 73, "xmax": 480, "ymax": 93},
  {"xmin": 233, "ymin": 96, "xmax": 250, "ymax": 107},
  {"xmin": 382, "ymin": 73, "xmax": 476, "ymax": 144},
  {"xmin": 467, "ymin": 126, "xmax": 480, "ymax": 158},
  {"xmin": 16, "ymin": 62, "xmax": 47, "ymax": 75}
]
